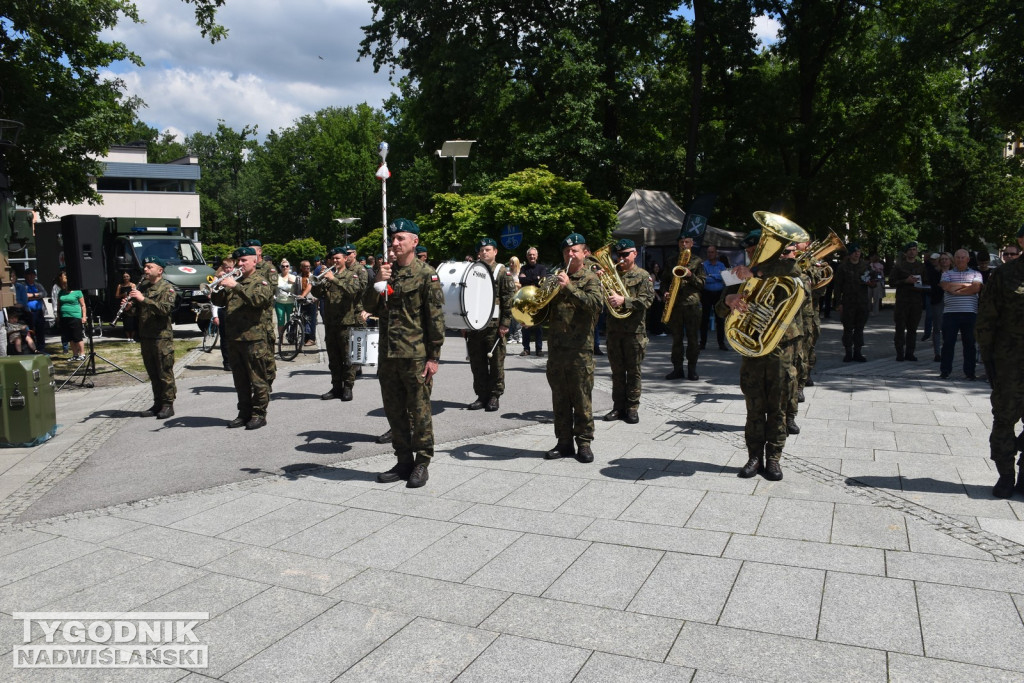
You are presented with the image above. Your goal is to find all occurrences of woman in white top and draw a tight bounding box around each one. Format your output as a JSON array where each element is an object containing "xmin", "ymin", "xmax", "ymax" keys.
[{"xmin": 274, "ymin": 260, "xmax": 298, "ymax": 336}]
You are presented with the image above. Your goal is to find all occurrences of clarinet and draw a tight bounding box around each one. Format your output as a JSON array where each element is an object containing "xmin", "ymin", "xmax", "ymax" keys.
[{"xmin": 111, "ymin": 286, "xmax": 135, "ymax": 325}]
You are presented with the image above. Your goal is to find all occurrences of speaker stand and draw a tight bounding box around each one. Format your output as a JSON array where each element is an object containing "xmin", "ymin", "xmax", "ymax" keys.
[{"xmin": 57, "ymin": 296, "xmax": 145, "ymax": 391}]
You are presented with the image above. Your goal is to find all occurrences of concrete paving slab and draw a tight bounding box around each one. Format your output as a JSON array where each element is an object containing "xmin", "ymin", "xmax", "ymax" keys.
[
  {"xmin": 396, "ymin": 524, "xmax": 521, "ymax": 582},
  {"xmin": 723, "ymin": 534, "xmax": 885, "ymax": 575},
  {"xmin": 452, "ymin": 502, "xmax": 594, "ymax": 538},
  {"xmin": 553, "ymin": 480, "xmax": 644, "ymax": 519},
  {"xmin": 887, "ymin": 653, "xmax": 1024, "ymax": 683},
  {"xmin": 627, "ymin": 552, "xmax": 741, "ymax": 623},
  {"xmin": 440, "ymin": 469, "xmax": 534, "ymax": 504},
  {"xmin": 270, "ymin": 507, "xmax": 398, "ymax": 558},
  {"xmin": 465, "ymin": 533, "xmax": 589, "ymax": 596},
  {"xmin": 818, "ymin": 572, "xmax": 922, "ymax": 654},
  {"xmin": 456, "ymin": 634, "xmax": 590, "ymax": 682},
  {"xmin": 718, "ymin": 562, "xmax": 825, "ymax": 639},
  {"xmin": 39, "ymin": 559, "xmax": 206, "ymax": 612},
  {"xmin": 102, "ymin": 524, "xmax": 243, "ymax": 567},
  {"xmin": 330, "ymin": 516, "xmax": 459, "ymax": 570},
  {"xmin": 215, "ymin": 500, "xmax": 342, "ymax": 546},
  {"xmin": 616, "ymin": 485, "xmax": 705, "ymax": 527},
  {"xmin": 755, "ymin": 498, "xmax": 834, "ymax": 542},
  {"xmin": 139, "ymin": 572, "xmax": 269, "ymax": 619},
  {"xmin": 542, "ymin": 543, "xmax": 662, "ymax": 610},
  {"xmin": 886, "ymin": 551, "xmax": 1024, "ymax": 593},
  {"xmin": 579, "ymin": 518, "xmax": 729, "ymax": 556},
  {"xmin": 830, "ymin": 503, "xmax": 909, "ymax": 550},
  {"xmin": 917, "ymin": 582, "xmax": 1024, "ymax": 672},
  {"xmin": 492, "ymin": 474, "xmax": 587, "ymax": 511},
  {"xmin": 574, "ymin": 651, "xmax": 695, "ymax": 682},
  {"xmin": 203, "ymin": 545, "xmax": 362, "ymax": 595}
]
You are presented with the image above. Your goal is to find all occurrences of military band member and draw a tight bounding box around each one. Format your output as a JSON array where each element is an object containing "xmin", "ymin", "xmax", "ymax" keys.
[
  {"xmin": 889, "ymin": 241, "xmax": 926, "ymax": 361},
  {"xmin": 211, "ymin": 247, "xmax": 275, "ymax": 430},
  {"xmin": 978, "ymin": 225, "xmax": 1024, "ymax": 498},
  {"xmin": 243, "ymin": 239, "xmax": 279, "ymax": 385},
  {"xmin": 603, "ymin": 239, "xmax": 654, "ymax": 424},
  {"xmin": 783, "ymin": 243, "xmax": 813, "ymax": 435},
  {"xmin": 544, "ymin": 232, "xmax": 604, "ymax": 463},
  {"xmin": 833, "ymin": 243, "xmax": 873, "ymax": 362},
  {"xmin": 718, "ymin": 231, "xmax": 804, "ymax": 481},
  {"xmin": 126, "ymin": 256, "xmax": 177, "ymax": 419},
  {"xmin": 662, "ymin": 233, "xmax": 705, "ymax": 380},
  {"xmin": 416, "ymin": 244, "xmax": 429, "ymax": 262},
  {"xmin": 314, "ymin": 246, "xmax": 366, "ymax": 401},
  {"xmin": 365, "ymin": 219, "xmax": 446, "ymax": 488},
  {"xmin": 467, "ymin": 237, "xmax": 517, "ymax": 412}
]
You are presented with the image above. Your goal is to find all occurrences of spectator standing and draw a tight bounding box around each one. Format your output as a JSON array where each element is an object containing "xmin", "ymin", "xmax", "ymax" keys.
[
  {"xmin": 507, "ymin": 256, "xmax": 523, "ymax": 343},
  {"xmin": 648, "ymin": 262, "xmax": 666, "ymax": 336},
  {"xmin": 938, "ymin": 249, "xmax": 982, "ymax": 379},
  {"xmin": 699, "ymin": 245, "xmax": 728, "ymax": 350},
  {"xmin": 54, "ymin": 270, "xmax": 86, "ymax": 360},
  {"xmin": 295, "ymin": 260, "xmax": 318, "ymax": 345},
  {"xmin": 927, "ymin": 253, "xmax": 952, "ymax": 361},
  {"xmin": 833, "ymin": 244, "xmax": 873, "ymax": 362},
  {"xmin": 518, "ymin": 247, "xmax": 548, "ymax": 357},
  {"xmin": 868, "ymin": 252, "xmax": 886, "ymax": 313},
  {"xmin": 114, "ymin": 272, "xmax": 137, "ymax": 342},
  {"xmin": 976, "ymin": 251, "xmax": 993, "ymax": 285},
  {"xmin": 17, "ymin": 268, "xmax": 47, "ymax": 351},
  {"xmin": 274, "ymin": 259, "xmax": 297, "ymax": 340},
  {"xmin": 889, "ymin": 242, "xmax": 926, "ymax": 361}
]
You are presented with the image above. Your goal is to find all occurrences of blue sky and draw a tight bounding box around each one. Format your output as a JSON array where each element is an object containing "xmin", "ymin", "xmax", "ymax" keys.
[{"xmin": 103, "ymin": 1, "xmax": 779, "ymax": 142}]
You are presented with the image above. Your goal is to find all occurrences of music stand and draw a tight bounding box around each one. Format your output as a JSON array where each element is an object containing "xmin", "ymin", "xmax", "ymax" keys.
[{"xmin": 58, "ymin": 292, "xmax": 145, "ymax": 390}]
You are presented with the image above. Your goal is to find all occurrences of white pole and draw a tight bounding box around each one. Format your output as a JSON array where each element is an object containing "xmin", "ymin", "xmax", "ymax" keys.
[{"xmin": 375, "ymin": 141, "xmax": 390, "ymax": 301}]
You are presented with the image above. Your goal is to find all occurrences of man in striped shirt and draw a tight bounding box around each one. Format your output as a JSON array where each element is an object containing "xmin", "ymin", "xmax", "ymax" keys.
[{"xmin": 939, "ymin": 249, "xmax": 983, "ymax": 380}]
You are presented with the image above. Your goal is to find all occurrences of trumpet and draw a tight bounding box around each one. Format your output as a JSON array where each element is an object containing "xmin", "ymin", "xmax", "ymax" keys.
[
  {"xmin": 311, "ymin": 265, "xmax": 340, "ymax": 285},
  {"xmin": 205, "ymin": 267, "xmax": 242, "ymax": 293}
]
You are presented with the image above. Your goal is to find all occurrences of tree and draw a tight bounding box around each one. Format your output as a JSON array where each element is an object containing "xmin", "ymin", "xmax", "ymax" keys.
[
  {"xmin": 186, "ymin": 122, "xmax": 258, "ymax": 245},
  {"xmin": 0, "ymin": 1, "xmax": 226, "ymax": 210}
]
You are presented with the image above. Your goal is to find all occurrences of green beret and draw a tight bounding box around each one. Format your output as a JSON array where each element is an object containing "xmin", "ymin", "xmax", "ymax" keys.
[
  {"xmin": 742, "ymin": 230, "xmax": 761, "ymax": 247},
  {"xmin": 232, "ymin": 247, "xmax": 257, "ymax": 259},
  {"xmin": 475, "ymin": 238, "xmax": 497, "ymax": 251},
  {"xmin": 902, "ymin": 241, "xmax": 918, "ymax": 253},
  {"xmin": 388, "ymin": 218, "xmax": 420, "ymax": 235},
  {"xmin": 328, "ymin": 246, "xmax": 345, "ymax": 257},
  {"xmin": 615, "ymin": 238, "xmax": 636, "ymax": 252},
  {"xmin": 242, "ymin": 239, "xmax": 262, "ymax": 247},
  {"xmin": 143, "ymin": 256, "xmax": 166, "ymax": 268},
  {"xmin": 376, "ymin": 253, "xmax": 385, "ymax": 260},
  {"xmin": 416, "ymin": 245, "xmax": 428, "ymax": 254},
  {"xmin": 561, "ymin": 232, "xmax": 586, "ymax": 249},
  {"xmin": 342, "ymin": 244, "xmax": 357, "ymax": 254}
]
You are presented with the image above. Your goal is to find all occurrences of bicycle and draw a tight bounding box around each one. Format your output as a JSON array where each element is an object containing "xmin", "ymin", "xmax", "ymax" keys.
[
  {"xmin": 279, "ymin": 295, "xmax": 315, "ymax": 361},
  {"xmin": 192, "ymin": 303, "xmax": 219, "ymax": 353}
]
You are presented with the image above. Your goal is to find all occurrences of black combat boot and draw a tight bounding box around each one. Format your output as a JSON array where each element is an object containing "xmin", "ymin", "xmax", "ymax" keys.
[
  {"xmin": 738, "ymin": 446, "xmax": 763, "ymax": 478},
  {"xmin": 786, "ymin": 417, "xmax": 800, "ymax": 434},
  {"xmin": 407, "ymin": 461, "xmax": 430, "ymax": 488},
  {"xmin": 545, "ymin": 441, "xmax": 574, "ymax": 459},
  {"xmin": 805, "ymin": 377, "xmax": 814, "ymax": 387},
  {"xmin": 575, "ymin": 443, "xmax": 595, "ymax": 463},
  {"xmin": 468, "ymin": 397, "xmax": 486, "ymax": 410},
  {"xmin": 340, "ymin": 384, "xmax": 353, "ymax": 401},
  {"xmin": 896, "ymin": 348, "xmax": 905, "ymax": 362},
  {"xmin": 624, "ymin": 406, "xmax": 639, "ymax": 424},
  {"xmin": 156, "ymin": 404, "xmax": 174, "ymax": 420},
  {"xmin": 687, "ymin": 363, "xmax": 699, "ymax": 381},
  {"xmin": 763, "ymin": 448, "xmax": 784, "ymax": 481},
  {"xmin": 853, "ymin": 346, "xmax": 867, "ymax": 362},
  {"xmin": 843, "ymin": 347, "xmax": 853, "ymax": 362},
  {"xmin": 797, "ymin": 388, "xmax": 805, "ymax": 403},
  {"xmin": 665, "ymin": 367, "xmax": 686, "ymax": 380},
  {"xmin": 376, "ymin": 429, "xmax": 393, "ymax": 444},
  {"xmin": 485, "ymin": 396, "xmax": 499, "ymax": 412},
  {"xmin": 1016, "ymin": 454, "xmax": 1024, "ymax": 497},
  {"xmin": 377, "ymin": 461, "xmax": 414, "ymax": 483},
  {"xmin": 993, "ymin": 459, "xmax": 1016, "ymax": 499},
  {"xmin": 603, "ymin": 408, "xmax": 622, "ymax": 422}
]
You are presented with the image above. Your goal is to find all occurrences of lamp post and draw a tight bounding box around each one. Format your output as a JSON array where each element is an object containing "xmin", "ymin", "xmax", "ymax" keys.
[
  {"xmin": 333, "ymin": 217, "xmax": 359, "ymax": 244},
  {"xmin": 436, "ymin": 139, "xmax": 475, "ymax": 193}
]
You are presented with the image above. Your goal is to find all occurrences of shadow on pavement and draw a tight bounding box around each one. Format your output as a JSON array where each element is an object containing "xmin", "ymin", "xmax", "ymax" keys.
[
  {"xmin": 448, "ymin": 443, "xmax": 538, "ymax": 463},
  {"xmin": 159, "ymin": 415, "xmax": 234, "ymax": 429},
  {"xmin": 189, "ymin": 385, "xmax": 237, "ymax": 395}
]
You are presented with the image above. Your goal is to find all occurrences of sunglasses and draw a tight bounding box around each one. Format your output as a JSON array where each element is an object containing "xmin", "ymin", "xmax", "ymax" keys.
[{"xmin": 1005, "ymin": 251, "xmax": 1020, "ymax": 257}]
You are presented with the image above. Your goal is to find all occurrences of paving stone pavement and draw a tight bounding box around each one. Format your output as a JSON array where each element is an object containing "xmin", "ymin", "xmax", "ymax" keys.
[{"xmin": 1, "ymin": 315, "xmax": 1024, "ymax": 681}]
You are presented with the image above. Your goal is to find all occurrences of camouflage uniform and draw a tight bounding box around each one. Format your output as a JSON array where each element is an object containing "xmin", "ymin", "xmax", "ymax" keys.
[
  {"xmin": 976, "ymin": 254, "xmax": 1024, "ymax": 494},
  {"xmin": 889, "ymin": 258, "xmax": 925, "ymax": 359},
  {"xmin": 606, "ymin": 266, "xmax": 654, "ymax": 414},
  {"xmin": 362, "ymin": 258, "xmax": 445, "ymax": 465},
  {"xmin": 662, "ymin": 255, "xmax": 705, "ymax": 373},
  {"xmin": 134, "ymin": 278, "xmax": 177, "ymax": 407},
  {"xmin": 314, "ymin": 266, "xmax": 366, "ymax": 394},
  {"xmin": 546, "ymin": 266, "xmax": 604, "ymax": 448},
  {"xmin": 256, "ymin": 260, "xmax": 279, "ymax": 384},
  {"xmin": 467, "ymin": 262, "xmax": 517, "ymax": 402},
  {"xmin": 717, "ymin": 258, "xmax": 804, "ymax": 466},
  {"xmin": 833, "ymin": 257, "xmax": 872, "ymax": 358},
  {"xmin": 787, "ymin": 274, "xmax": 815, "ymax": 422},
  {"xmin": 212, "ymin": 271, "xmax": 275, "ymax": 420}
]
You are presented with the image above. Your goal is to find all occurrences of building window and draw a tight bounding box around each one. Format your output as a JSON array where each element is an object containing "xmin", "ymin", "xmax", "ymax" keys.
[{"xmin": 96, "ymin": 177, "xmax": 195, "ymax": 193}]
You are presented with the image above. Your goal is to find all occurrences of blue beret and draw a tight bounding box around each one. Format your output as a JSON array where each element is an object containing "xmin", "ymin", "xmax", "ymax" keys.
[
  {"xmin": 388, "ymin": 218, "xmax": 420, "ymax": 235},
  {"xmin": 615, "ymin": 238, "xmax": 636, "ymax": 252},
  {"xmin": 742, "ymin": 230, "xmax": 761, "ymax": 247},
  {"xmin": 143, "ymin": 256, "xmax": 166, "ymax": 268},
  {"xmin": 476, "ymin": 238, "xmax": 497, "ymax": 251},
  {"xmin": 416, "ymin": 245, "xmax": 428, "ymax": 254},
  {"xmin": 232, "ymin": 247, "xmax": 257, "ymax": 259},
  {"xmin": 561, "ymin": 233, "xmax": 586, "ymax": 249},
  {"xmin": 242, "ymin": 239, "xmax": 262, "ymax": 247},
  {"xmin": 902, "ymin": 241, "xmax": 918, "ymax": 253}
]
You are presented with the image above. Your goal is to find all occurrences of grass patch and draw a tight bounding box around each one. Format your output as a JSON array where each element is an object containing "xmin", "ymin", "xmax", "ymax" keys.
[{"xmin": 48, "ymin": 339, "xmax": 201, "ymax": 377}]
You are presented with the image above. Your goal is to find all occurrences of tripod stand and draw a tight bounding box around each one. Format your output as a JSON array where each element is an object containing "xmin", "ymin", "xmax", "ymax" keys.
[{"xmin": 58, "ymin": 293, "xmax": 145, "ymax": 391}]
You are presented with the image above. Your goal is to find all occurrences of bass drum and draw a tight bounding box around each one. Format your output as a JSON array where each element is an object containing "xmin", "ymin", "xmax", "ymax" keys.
[
  {"xmin": 437, "ymin": 261, "xmax": 495, "ymax": 331},
  {"xmin": 349, "ymin": 328, "xmax": 379, "ymax": 365}
]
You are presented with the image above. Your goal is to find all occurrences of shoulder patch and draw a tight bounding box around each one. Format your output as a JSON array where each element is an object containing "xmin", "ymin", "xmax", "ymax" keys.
[
  {"xmin": 261, "ymin": 280, "xmax": 269, "ymax": 286},
  {"xmin": 430, "ymin": 275, "xmax": 439, "ymax": 282}
]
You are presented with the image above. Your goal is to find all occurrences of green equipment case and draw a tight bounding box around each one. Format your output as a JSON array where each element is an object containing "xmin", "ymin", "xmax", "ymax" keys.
[{"xmin": 0, "ymin": 355, "xmax": 57, "ymax": 447}]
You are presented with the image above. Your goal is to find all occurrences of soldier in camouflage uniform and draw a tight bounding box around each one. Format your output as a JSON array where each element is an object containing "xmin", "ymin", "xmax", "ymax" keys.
[
  {"xmin": 717, "ymin": 231, "xmax": 804, "ymax": 481},
  {"xmin": 785, "ymin": 243, "xmax": 814, "ymax": 435},
  {"xmin": 365, "ymin": 219, "xmax": 445, "ymax": 489},
  {"xmin": 977, "ymin": 226, "xmax": 1024, "ymax": 499},
  {"xmin": 243, "ymin": 240, "xmax": 279, "ymax": 386},
  {"xmin": 543, "ymin": 232, "xmax": 604, "ymax": 463},
  {"xmin": 889, "ymin": 241, "xmax": 926, "ymax": 362},
  {"xmin": 211, "ymin": 247, "xmax": 275, "ymax": 430},
  {"xmin": 314, "ymin": 246, "xmax": 366, "ymax": 401},
  {"xmin": 662, "ymin": 234, "xmax": 705, "ymax": 380},
  {"xmin": 832, "ymin": 243, "xmax": 874, "ymax": 362},
  {"xmin": 467, "ymin": 237, "xmax": 517, "ymax": 412},
  {"xmin": 603, "ymin": 239, "xmax": 654, "ymax": 424},
  {"xmin": 126, "ymin": 256, "xmax": 177, "ymax": 419}
]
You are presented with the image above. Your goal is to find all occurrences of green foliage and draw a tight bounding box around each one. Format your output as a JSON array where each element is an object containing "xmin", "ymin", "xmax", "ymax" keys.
[
  {"xmin": 0, "ymin": 1, "xmax": 225, "ymax": 209},
  {"xmin": 416, "ymin": 167, "xmax": 618, "ymax": 262},
  {"xmin": 271, "ymin": 238, "xmax": 327, "ymax": 266},
  {"xmin": 186, "ymin": 122, "xmax": 259, "ymax": 245},
  {"xmin": 199, "ymin": 242, "xmax": 234, "ymax": 266}
]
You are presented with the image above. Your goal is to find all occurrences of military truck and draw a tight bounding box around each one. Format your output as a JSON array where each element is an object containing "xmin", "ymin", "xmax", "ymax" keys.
[{"xmin": 36, "ymin": 216, "xmax": 217, "ymax": 328}]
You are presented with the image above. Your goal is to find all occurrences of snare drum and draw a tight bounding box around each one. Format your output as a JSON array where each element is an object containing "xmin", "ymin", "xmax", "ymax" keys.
[
  {"xmin": 349, "ymin": 328, "xmax": 379, "ymax": 365},
  {"xmin": 437, "ymin": 261, "xmax": 496, "ymax": 331}
]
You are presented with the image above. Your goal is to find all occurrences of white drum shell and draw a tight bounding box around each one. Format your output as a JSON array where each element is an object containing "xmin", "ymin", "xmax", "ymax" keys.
[
  {"xmin": 437, "ymin": 261, "xmax": 496, "ymax": 331},
  {"xmin": 349, "ymin": 328, "xmax": 379, "ymax": 365}
]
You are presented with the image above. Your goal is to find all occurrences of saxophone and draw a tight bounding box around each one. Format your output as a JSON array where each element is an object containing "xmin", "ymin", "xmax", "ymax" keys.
[
  {"xmin": 660, "ymin": 247, "xmax": 691, "ymax": 324},
  {"xmin": 591, "ymin": 245, "xmax": 631, "ymax": 319}
]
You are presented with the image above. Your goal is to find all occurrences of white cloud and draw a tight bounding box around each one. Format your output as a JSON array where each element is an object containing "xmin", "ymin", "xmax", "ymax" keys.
[
  {"xmin": 102, "ymin": 0, "xmax": 398, "ymax": 139},
  {"xmin": 752, "ymin": 14, "xmax": 782, "ymax": 47}
]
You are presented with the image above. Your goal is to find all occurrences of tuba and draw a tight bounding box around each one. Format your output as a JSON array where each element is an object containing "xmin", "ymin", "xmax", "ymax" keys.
[
  {"xmin": 724, "ymin": 211, "xmax": 809, "ymax": 357},
  {"xmin": 591, "ymin": 245, "xmax": 631, "ymax": 319},
  {"xmin": 661, "ymin": 247, "xmax": 691, "ymax": 324},
  {"xmin": 796, "ymin": 229, "xmax": 843, "ymax": 290}
]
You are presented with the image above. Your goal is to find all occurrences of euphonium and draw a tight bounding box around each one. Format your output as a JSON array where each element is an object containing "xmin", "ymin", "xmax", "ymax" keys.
[
  {"xmin": 204, "ymin": 267, "xmax": 242, "ymax": 294},
  {"xmin": 796, "ymin": 229, "xmax": 843, "ymax": 289},
  {"xmin": 591, "ymin": 244, "xmax": 631, "ymax": 319},
  {"xmin": 660, "ymin": 247, "xmax": 691, "ymax": 324},
  {"xmin": 724, "ymin": 211, "xmax": 810, "ymax": 357}
]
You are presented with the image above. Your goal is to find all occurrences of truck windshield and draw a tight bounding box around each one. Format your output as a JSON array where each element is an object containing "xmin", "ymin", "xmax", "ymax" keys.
[{"xmin": 131, "ymin": 238, "xmax": 206, "ymax": 266}]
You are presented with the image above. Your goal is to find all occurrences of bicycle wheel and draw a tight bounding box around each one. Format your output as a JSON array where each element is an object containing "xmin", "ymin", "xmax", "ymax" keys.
[
  {"xmin": 201, "ymin": 321, "xmax": 219, "ymax": 353},
  {"xmin": 279, "ymin": 318, "xmax": 301, "ymax": 361}
]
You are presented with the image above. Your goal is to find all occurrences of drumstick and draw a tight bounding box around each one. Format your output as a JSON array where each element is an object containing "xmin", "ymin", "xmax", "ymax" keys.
[{"xmin": 486, "ymin": 336, "xmax": 502, "ymax": 358}]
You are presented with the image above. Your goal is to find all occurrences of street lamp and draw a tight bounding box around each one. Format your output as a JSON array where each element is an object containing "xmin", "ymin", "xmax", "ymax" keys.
[
  {"xmin": 436, "ymin": 139, "xmax": 475, "ymax": 193},
  {"xmin": 333, "ymin": 217, "xmax": 360, "ymax": 244}
]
